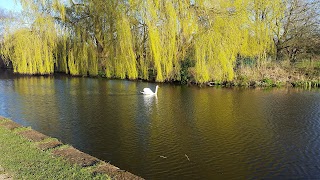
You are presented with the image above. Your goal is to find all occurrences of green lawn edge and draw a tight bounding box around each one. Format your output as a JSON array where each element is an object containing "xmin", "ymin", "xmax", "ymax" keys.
[{"xmin": 0, "ymin": 124, "xmax": 110, "ymax": 180}]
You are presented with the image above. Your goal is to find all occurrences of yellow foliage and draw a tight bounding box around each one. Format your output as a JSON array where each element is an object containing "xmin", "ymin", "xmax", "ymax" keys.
[
  {"xmin": 1, "ymin": 0, "xmax": 286, "ymax": 83},
  {"xmin": 1, "ymin": 16, "xmax": 57, "ymax": 75},
  {"xmin": 115, "ymin": 14, "xmax": 138, "ymax": 79}
]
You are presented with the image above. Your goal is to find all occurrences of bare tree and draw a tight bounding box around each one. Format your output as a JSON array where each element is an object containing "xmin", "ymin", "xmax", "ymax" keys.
[
  {"xmin": 0, "ymin": 8, "xmax": 8, "ymax": 39},
  {"xmin": 0, "ymin": 8, "xmax": 17, "ymax": 68},
  {"xmin": 274, "ymin": 0, "xmax": 320, "ymax": 62},
  {"xmin": 0, "ymin": 8, "xmax": 18, "ymax": 40}
]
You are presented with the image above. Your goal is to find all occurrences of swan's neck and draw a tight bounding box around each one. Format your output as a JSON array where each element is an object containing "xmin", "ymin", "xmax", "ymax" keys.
[{"xmin": 155, "ymin": 86, "xmax": 159, "ymax": 94}]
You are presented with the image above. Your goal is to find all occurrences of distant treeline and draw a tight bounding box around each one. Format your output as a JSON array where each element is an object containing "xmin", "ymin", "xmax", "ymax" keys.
[{"xmin": 0, "ymin": 0, "xmax": 319, "ymax": 83}]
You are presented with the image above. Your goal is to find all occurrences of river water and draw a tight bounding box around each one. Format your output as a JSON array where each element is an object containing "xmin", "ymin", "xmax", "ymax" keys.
[{"xmin": 0, "ymin": 70, "xmax": 320, "ymax": 179}]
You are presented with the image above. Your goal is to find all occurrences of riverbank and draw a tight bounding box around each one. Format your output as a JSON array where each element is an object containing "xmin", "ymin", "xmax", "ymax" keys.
[
  {"xmin": 0, "ymin": 117, "xmax": 143, "ymax": 180},
  {"xmin": 1, "ymin": 58, "xmax": 319, "ymax": 89},
  {"xmin": 204, "ymin": 60, "xmax": 320, "ymax": 88}
]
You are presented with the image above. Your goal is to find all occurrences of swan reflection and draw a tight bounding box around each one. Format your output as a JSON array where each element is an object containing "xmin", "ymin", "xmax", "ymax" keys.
[{"xmin": 143, "ymin": 94, "xmax": 158, "ymax": 113}]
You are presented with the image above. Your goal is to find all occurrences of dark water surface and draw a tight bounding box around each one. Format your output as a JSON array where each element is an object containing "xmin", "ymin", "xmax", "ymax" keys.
[{"xmin": 1, "ymin": 70, "xmax": 320, "ymax": 179}]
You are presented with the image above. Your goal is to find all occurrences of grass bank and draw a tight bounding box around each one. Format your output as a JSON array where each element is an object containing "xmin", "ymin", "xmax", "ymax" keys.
[
  {"xmin": 0, "ymin": 119, "xmax": 109, "ymax": 179},
  {"xmin": 0, "ymin": 117, "xmax": 143, "ymax": 180},
  {"xmin": 205, "ymin": 59, "xmax": 320, "ymax": 88}
]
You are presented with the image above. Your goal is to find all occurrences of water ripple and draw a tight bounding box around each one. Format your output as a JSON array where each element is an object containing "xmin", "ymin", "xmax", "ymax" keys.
[{"xmin": 0, "ymin": 74, "xmax": 320, "ymax": 179}]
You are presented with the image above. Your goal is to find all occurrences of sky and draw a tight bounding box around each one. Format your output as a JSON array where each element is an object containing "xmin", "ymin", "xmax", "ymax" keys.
[{"xmin": 0, "ymin": 0, "xmax": 22, "ymax": 12}]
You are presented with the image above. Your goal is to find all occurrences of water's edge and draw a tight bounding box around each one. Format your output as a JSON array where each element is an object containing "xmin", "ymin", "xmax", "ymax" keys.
[
  {"xmin": 0, "ymin": 116, "xmax": 144, "ymax": 180},
  {"xmin": 1, "ymin": 68, "xmax": 319, "ymax": 89}
]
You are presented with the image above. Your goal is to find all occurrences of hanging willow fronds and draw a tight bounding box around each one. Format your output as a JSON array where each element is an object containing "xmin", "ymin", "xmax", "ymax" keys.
[
  {"xmin": 1, "ymin": 0, "xmax": 286, "ymax": 83},
  {"xmin": 1, "ymin": 15, "xmax": 57, "ymax": 74}
]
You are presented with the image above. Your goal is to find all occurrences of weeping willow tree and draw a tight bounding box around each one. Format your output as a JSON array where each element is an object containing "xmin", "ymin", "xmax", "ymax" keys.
[
  {"xmin": 131, "ymin": 0, "xmax": 285, "ymax": 82},
  {"xmin": 1, "ymin": 12, "xmax": 57, "ymax": 74},
  {"xmin": 0, "ymin": 0, "xmax": 286, "ymax": 83},
  {"xmin": 0, "ymin": 0, "xmax": 60, "ymax": 74},
  {"xmin": 52, "ymin": 0, "xmax": 138, "ymax": 78},
  {"xmin": 140, "ymin": 0, "xmax": 181, "ymax": 82},
  {"xmin": 191, "ymin": 0, "xmax": 285, "ymax": 82},
  {"xmin": 52, "ymin": 0, "xmax": 99, "ymax": 76}
]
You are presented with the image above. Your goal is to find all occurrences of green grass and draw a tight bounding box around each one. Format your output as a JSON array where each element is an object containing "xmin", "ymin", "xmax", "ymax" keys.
[
  {"xmin": 295, "ymin": 59, "xmax": 320, "ymax": 69},
  {"xmin": 0, "ymin": 126, "xmax": 109, "ymax": 180}
]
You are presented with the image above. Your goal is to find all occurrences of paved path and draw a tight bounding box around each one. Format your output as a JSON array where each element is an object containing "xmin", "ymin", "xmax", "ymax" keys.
[{"xmin": 0, "ymin": 165, "xmax": 12, "ymax": 180}]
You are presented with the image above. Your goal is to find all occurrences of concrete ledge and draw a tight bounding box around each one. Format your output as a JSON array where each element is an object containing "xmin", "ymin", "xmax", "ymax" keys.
[
  {"xmin": 0, "ymin": 121, "xmax": 22, "ymax": 130},
  {"xmin": 93, "ymin": 163, "xmax": 144, "ymax": 180},
  {"xmin": 0, "ymin": 118, "xmax": 144, "ymax": 179},
  {"xmin": 37, "ymin": 140, "xmax": 63, "ymax": 151},
  {"xmin": 0, "ymin": 165, "xmax": 12, "ymax": 180},
  {"xmin": 52, "ymin": 147, "xmax": 99, "ymax": 167},
  {"xmin": 18, "ymin": 130, "xmax": 49, "ymax": 142}
]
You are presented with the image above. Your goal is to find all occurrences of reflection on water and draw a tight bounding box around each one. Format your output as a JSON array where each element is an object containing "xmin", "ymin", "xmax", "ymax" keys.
[
  {"xmin": 0, "ymin": 70, "xmax": 320, "ymax": 179},
  {"xmin": 143, "ymin": 95, "xmax": 158, "ymax": 114}
]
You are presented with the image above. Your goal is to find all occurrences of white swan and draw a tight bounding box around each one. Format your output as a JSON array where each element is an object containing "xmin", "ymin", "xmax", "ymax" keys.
[{"xmin": 141, "ymin": 85, "xmax": 159, "ymax": 95}]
